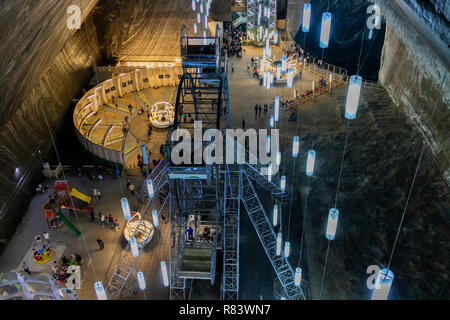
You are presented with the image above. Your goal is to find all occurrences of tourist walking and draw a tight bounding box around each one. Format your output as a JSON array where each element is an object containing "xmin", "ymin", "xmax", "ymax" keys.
[
  {"xmin": 258, "ymin": 104, "xmax": 262, "ymax": 115},
  {"xmin": 114, "ymin": 219, "xmax": 119, "ymax": 232},
  {"xmin": 254, "ymin": 104, "xmax": 258, "ymax": 115},
  {"xmin": 22, "ymin": 262, "xmax": 31, "ymax": 275},
  {"xmin": 242, "ymin": 119, "xmax": 246, "ymax": 129},
  {"xmin": 96, "ymin": 239, "xmax": 104, "ymax": 250},
  {"xmin": 43, "ymin": 232, "xmax": 50, "ymax": 245}
]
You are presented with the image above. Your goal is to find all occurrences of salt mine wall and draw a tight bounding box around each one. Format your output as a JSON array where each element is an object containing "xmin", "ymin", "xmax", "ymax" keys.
[
  {"xmin": 0, "ymin": 1, "xmax": 100, "ymax": 243},
  {"xmin": 377, "ymin": 0, "xmax": 450, "ymax": 184}
]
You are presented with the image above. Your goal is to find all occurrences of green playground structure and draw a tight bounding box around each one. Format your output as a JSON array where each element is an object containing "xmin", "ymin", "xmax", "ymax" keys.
[{"xmin": 56, "ymin": 211, "xmax": 81, "ymax": 237}]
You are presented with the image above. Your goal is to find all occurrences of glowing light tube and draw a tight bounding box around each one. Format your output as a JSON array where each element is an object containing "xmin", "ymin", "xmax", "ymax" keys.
[
  {"xmin": 94, "ymin": 281, "xmax": 107, "ymax": 300},
  {"xmin": 306, "ymin": 150, "xmax": 316, "ymax": 176},
  {"xmin": 368, "ymin": 29, "xmax": 373, "ymax": 40},
  {"xmin": 130, "ymin": 236, "xmax": 139, "ymax": 257},
  {"xmin": 345, "ymin": 75, "xmax": 363, "ymax": 120},
  {"xmin": 258, "ymin": 4, "xmax": 262, "ymax": 25},
  {"xmin": 192, "ymin": 0, "xmax": 195, "ymax": 11},
  {"xmin": 141, "ymin": 144, "xmax": 149, "ymax": 165},
  {"xmin": 371, "ymin": 269, "xmax": 394, "ymax": 300},
  {"xmin": 277, "ymin": 64, "xmax": 281, "ymax": 80},
  {"xmin": 147, "ymin": 179, "xmax": 154, "ymax": 198},
  {"xmin": 197, "ymin": 13, "xmax": 201, "ymax": 23},
  {"xmin": 266, "ymin": 71, "xmax": 272, "ymax": 89},
  {"xmin": 194, "ymin": 22, "xmax": 198, "ymax": 34},
  {"xmin": 302, "ymin": 3, "xmax": 311, "ymax": 32},
  {"xmin": 266, "ymin": 134, "xmax": 271, "ymax": 154},
  {"xmin": 280, "ymin": 175, "xmax": 286, "ymax": 191},
  {"xmin": 274, "ymin": 29, "xmax": 278, "ymax": 44},
  {"xmin": 269, "ymin": 115, "xmax": 275, "ymax": 128},
  {"xmin": 282, "ymin": 56, "xmax": 287, "ymax": 71},
  {"xmin": 200, "ymin": 3, "xmax": 203, "ymax": 14},
  {"xmin": 295, "ymin": 267, "xmax": 302, "ymax": 286},
  {"xmin": 274, "ymin": 96, "xmax": 280, "ymax": 121},
  {"xmin": 161, "ymin": 261, "xmax": 169, "ymax": 287},
  {"xmin": 276, "ymin": 232, "xmax": 282, "ymax": 256},
  {"xmin": 320, "ymin": 12, "xmax": 332, "ymax": 48},
  {"xmin": 287, "ymin": 68, "xmax": 294, "ymax": 88},
  {"xmin": 284, "ymin": 241, "xmax": 291, "ymax": 257},
  {"xmin": 268, "ymin": 163, "xmax": 273, "ymax": 182},
  {"xmin": 203, "ymin": 30, "xmax": 207, "ymax": 45},
  {"xmin": 273, "ymin": 204, "xmax": 278, "ymax": 227},
  {"xmin": 263, "ymin": 70, "xmax": 267, "ymax": 87},
  {"xmin": 276, "ymin": 151, "xmax": 282, "ymax": 166},
  {"xmin": 137, "ymin": 271, "xmax": 146, "ymax": 290},
  {"xmin": 326, "ymin": 208, "xmax": 339, "ymax": 240},
  {"xmin": 204, "ymin": 15, "xmax": 208, "ymax": 28},
  {"xmin": 121, "ymin": 198, "xmax": 131, "ymax": 220},
  {"xmin": 152, "ymin": 209, "xmax": 159, "ymax": 228},
  {"xmin": 292, "ymin": 136, "xmax": 300, "ymax": 158}
]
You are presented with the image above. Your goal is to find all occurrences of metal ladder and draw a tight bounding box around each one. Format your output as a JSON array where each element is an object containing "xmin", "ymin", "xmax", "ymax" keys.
[
  {"xmin": 240, "ymin": 170, "xmax": 305, "ymax": 300},
  {"xmin": 221, "ymin": 165, "xmax": 241, "ymax": 300}
]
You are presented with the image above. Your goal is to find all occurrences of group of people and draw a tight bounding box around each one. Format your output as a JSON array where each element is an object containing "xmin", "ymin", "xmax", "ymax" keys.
[
  {"xmin": 51, "ymin": 254, "xmax": 82, "ymax": 284},
  {"xmin": 223, "ymin": 28, "xmax": 243, "ymax": 58}
]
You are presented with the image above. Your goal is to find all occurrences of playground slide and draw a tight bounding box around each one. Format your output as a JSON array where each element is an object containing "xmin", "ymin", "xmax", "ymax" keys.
[
  {"xmin": 70, "ymin": 188, "xmax": 92, "ymax": 205},
  {"xmin": 56, "ymin": 211, "xmax": 81, "ymax": 237}
]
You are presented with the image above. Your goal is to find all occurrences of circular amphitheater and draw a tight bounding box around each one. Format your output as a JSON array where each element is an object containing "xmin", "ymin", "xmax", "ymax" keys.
[{"xmin": 73, "ymin": 66, "xmax": 183, "ymax": 169}]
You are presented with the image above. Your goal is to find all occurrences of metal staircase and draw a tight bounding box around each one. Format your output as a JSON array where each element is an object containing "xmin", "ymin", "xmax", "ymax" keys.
[
  {"xmin": 105, "ymin": 162, "xmax": 168, "ymax": 298},
  {"xmin": 221, "ymin": 165, "xmax": 241, "ymax": 300},
  {"xmin": 240, "ymin": 170, "xmax": 305, "ymax": 300}
]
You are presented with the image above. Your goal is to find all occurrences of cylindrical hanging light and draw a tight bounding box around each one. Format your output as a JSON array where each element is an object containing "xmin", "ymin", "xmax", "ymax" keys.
[
  {"xmin": 274, "ymin": 29, "xmax": 278, "ymax": 44},
  {"xmin": 287, "ymin": 68, "xmax": 294, "ymax": 88},
  {"xmin": 141, "ymin": 144, "xmax": 149, "ymax": 165},
  {"xmin": 268, "ymin": 163, "xmax": 273, "ymax": 182},
  {"xmin": 302, "ymin": 3, "xmax": 311, "ymax": 32},
  {"xmin": 263, "ymin": 70, "xmax": 268, "ymax": 87},
  {"xmin": 258, "ymin": 4, "xmax": 262, "ymax": 25},
  {"xmin": 371, "ymin": 269, "xmax": 394, "ymax": 300},
  {"xmin": 276, "ymin": 151, "xmax": 281, "ymax": 166},
  {"xmin": 266, "ymin": 70, "xmax": 272, "ymax": 89},
  {"xmin": 266, "ymin": 134, "xmax": 271, "ymax": 154},
  {"xmin": 274, "ymin": 96, "xmax": 280, "ymax": 121},
  {"xmin": 345, "ymin": 75, "xmax": 363, "ymax": 120},
  {"xmin": 284, "ymin": 241, "xmax": 291, "ymax": 257},
  {"xmin": 192, "ymin": 0, "xmax": 196, "ymax": 11},
  {"xmin": 146, "ymin": 179, "xmax": 154, "ymax": 198},
  {"xmin": 326, "ymin": 208, "xmax": 339, "ymax": 240},
  {"xmin": 152, "ymin": 209, "xmax": 159, "ymax": 228},
  {"xmin": 295, "ymin": 267, "xmax": 302, "ymax": 286},
  {"xmin": 276, "ymin": 232, "xmax": 282, "ymax": 256},
  {"xmin": 320, "ymin": 12, "xmax": 332, "ymax": 48},
  {"xmin": 204, "ymin": 14, "xmax": 208, "ymax": 28},
  {"xmin": 292, "ymin": 136, "xmax": 300, "ymax": 158},
  {"xmin": 137, "ymin": 271, "xmax": 146, "ymax": 290},
  {"xmin": 273, "ymin": 204, "xmax": 278, "ymax": 227},
  {"xmin": 197, "ymin": 12, "xmax": 201, "ymax": 23},
  {"xmin": 121, "ymin": 198, "xmax": 131, "ymax": 220},
  {"xmin": 280, "ymin": 175, "xmax": 286, "ymax": 191},
  {"xmin": 276, "ymin": 64, "xmax": 281, "ymax": 80},
  {"xmin": 94, "ymin": 281, "xmax": 107, "ymax": 300},
  {"xmin": 269, "ymin": 115, "xmax": 275, "ymax": 128},
  {"xmin": 194, "ymin": 22, "xmax": 198, "ymax": 34},
  {"xmin": 161, "ymin": 261, "xmax": 169, "ymax": 287},
  {"xmin": 306, "ymin": 150, "xmax": 316, "ymax": 176},
  {"xmin": 203, "ymin": 30, "xmax": 207, "ymax": 45},
  {"xmin": 130, "ymin": 236, "xmax": 139, "ymax": 257},
  {"xmin": 282, "ymin": 56, "xmax": 287, "ymax": 71},
  {"xmin": 200, "ymin": 3, "xmax": 203, "ymax": 14}
]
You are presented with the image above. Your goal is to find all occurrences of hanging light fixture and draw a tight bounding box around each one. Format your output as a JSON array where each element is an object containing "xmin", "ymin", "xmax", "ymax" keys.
[
  {"xmin": 94, "ymin": 281, "xmax": 107, "ymax": 300},
  {"xmin": 266, "ymin": 134, "xmax": 271, "ymax": 154},
  {"xmin": 161, "ymin": 261, "xmax": 169, "ymax": 287},
  {"xmin": 268, "ymin": 163, "xmax": 273, "ymax": 182},
  {"xmin": 273, "ymin": 204, "xmax": 278, "ymax": 227},
  {"xmin": 266, "ymin": 70, "xmax": 272, "ymax": 89},
  {"xmin": 121, "ymin": 198, "xmax": 131, "ymax": 220},
  {"xmin": 274, "ymin": 96, "xmax": 280, "ymax": 121},
  {"xmin": 287, "ymin": 68, "xmax": 294, "ymax": 88},
  {"xmin": 302, "ymin": 3, "xmax": 311, "ymax": 32},
  {"xmin": 146, "ymin": 179, "xmax": 154, "ymax": 198},
  {"xmin": 276, "ymin": 64, "xmax": 281, "ymax": 80},
  {"xmin": 203, "ymin": 30, "xmax": 207, "ymax": 45},
  {"xmin": 276, "ymin": 151, "xmax": 282, "ymax": 166},
  {"xmin": 130, "ymin": 236, "xmax": 140, "ymax": 257},
  {"xmin": 152, "ymin": 209, "xmax": 159, "ymax": 228},
  {"xmin": 320, "ymin": 12, "xmax": 332, "ymax": 48},
  {"xmin": 295, "ymin": 267, "xmax": 302, "ymax": 286},
  {"xmin": 280, "ymin": 175, "xmax": 286, "ymax": 191},
  {"xmin": 284, "ymin": 241, "xmax": 291, "ymax": 257},
  {"xmin": 276, "ymin": 232, "xmax": 282, "ymax": 256},
  {"xmin": 326, "ymin": 208, "xmax": 339, "ymax": 240},
  {"xmin": 141, "ymin": 144, "xmax": 149, "ymax": 165},
  {"xmin": 345, "ymin": 75, "xmax": 363, "ymax": 120},
  {"xmin": 269, "ymin": 115, "xmax": 275, "ymax": 128},
  {"xmin": 371, "ymin": 269, "xmax": 394, "ymax": 300},
  {"xmin": 197, "ymin": 12, "xmax": 201, "ymax": 23},
  {"xmin": 137, "ymin": 271, "xmax": 146, "ymax": 290},
  {"xmin": 258, "ymin": 4, "xmax": 262, "ymax": 25},
  {"xmin": 194, "ymin": 22, "xmax": 197, "ymax": 34},
  {"xmin": 282, "ymin": 56, "xmax": 287, "ymax": 71},
  {"xmin": 292, "ymin": 136, "xmax": 300, "ymax": 158},
  {"xmin": 192, "ymin": 0, "xmax": 196, "ymax": 11},
  {"xmin": 200, "ymin": 3, "xmax": 203, "ymax": 14},
  {"xmin": 274, "ymin": 29, "xmax": 278, "ymax": 44},
  {"xmin": 306, "ymin": 150, "xmax": 316, "ymax": 176}
]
